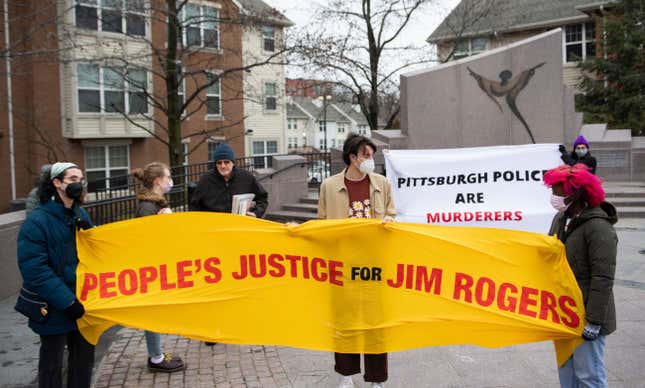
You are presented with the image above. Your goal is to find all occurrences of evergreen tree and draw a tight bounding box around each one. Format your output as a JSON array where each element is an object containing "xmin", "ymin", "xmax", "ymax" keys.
[{"xmin": 577, "ymin": 0, "xmax": 645, "ymax": 135}]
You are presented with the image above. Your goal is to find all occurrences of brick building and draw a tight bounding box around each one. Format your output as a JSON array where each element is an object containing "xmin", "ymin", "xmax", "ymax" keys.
[{"xmin": 0, "ymin": 0, "xmax": 289, "ymax": 212}]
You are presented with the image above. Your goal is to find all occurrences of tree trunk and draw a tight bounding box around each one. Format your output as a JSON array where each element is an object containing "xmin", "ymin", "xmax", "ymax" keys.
[{"xmin": 166, "ymin": 0, "xmax": 182, "ymax": 168}]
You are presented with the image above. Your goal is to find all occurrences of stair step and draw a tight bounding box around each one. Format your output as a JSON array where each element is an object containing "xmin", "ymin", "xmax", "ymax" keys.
[
  {"xmin": 606, "ymin": 198, "xmax": 645, "ymax": 206},
  {"xmin": 282, "ymin": 203, "xmax": 318, "ymax": 213},
  {"xmin": 299, "ymin": 196, "xmax": 319, "ymax": 205},
  {"xmin": 616, "ymin": 207, "xmax": 645, "ymax": 218},
  {"xmin": 265, "ymin": 210, "xmax": 318, "ymax": 223}
]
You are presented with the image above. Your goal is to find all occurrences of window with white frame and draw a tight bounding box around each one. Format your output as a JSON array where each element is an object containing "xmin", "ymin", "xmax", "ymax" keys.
[
  {"xmin": 288, "ymin": 137, "xmax": 298, "ymax": 149},
  {"xmin": 319, "ymin": 138, "xmax": 326, "ymax": 150},
  {"xmin": 207, "ymin": 140, "xmax": 222, "ymax": 161},
  {"xmin": 337, "ymin": 122, "xmax": 345, "ymax": 133},
  {"xmin": 358, "ymin": 124, "xmax": 367, "ymax": 135},
  {"xmin": 264, "ymin": 82, "xmax": 277, "ymax": 111},
  {"xmin": 205, "ymin": 73, "xmax": 221, "ymax": 116},
  {"xmin": 85, "ymin": 144, "xmax": 130, "ymax": 191},
  {"xmin": 252, "ymin": 140, "xmax": 278, "ymax": 168},
  {"xmin": 182, "ymin": 3, "xmax": 219, "ymax": 49},
  {"xmin": 453, "ymin": 37, "xmax": 488, "ymax": 60},
  {"xmin": 287, "ymin": 118, "xmax": 297, "ymax": 130},
  {"xmin": 263, "ymin": 26, "xmax": 275, "ymax": 52},
  {"xmin": 331, "ymin": 139, "xmax": 336, "ymax": 148},
  {"xmin": 319, "ymin": 120, "xmax": 326, "ymax": 132},
  {"xmin": 182, "ymin": 141, "xmax": 189, "ymax": 166},
  {"xmin": 565, "ymin": 22, "xmax": 595, "ymax": 63},
  {"xmin": 75, "ymin": 0, "xmax": 146, "ymax": 37},
  {"xmin": 77, "ymin": 63, "xmax": 148, "ymax": 114}
]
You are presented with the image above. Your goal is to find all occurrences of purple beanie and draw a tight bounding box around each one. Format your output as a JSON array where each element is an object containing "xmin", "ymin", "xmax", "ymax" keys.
[{"xmin": 573, "ymin": 135, "xmax": 589, "ymax": 148}]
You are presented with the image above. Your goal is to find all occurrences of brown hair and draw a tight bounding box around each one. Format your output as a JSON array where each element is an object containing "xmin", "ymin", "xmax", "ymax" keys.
[{"xmin": 132, "ymin": 162, "xmax": 169, "ymax": 206}]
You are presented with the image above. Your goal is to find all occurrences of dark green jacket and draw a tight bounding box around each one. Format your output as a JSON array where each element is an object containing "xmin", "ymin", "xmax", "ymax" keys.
[{"xmin": 549, "ymin": 202, "xmax": 618, "ymax": 335}]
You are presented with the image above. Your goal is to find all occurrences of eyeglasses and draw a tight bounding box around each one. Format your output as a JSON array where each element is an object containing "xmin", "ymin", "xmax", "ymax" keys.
[{"xmin": 63, "ymin": 178, "xmax": 88, "ymax": 188}]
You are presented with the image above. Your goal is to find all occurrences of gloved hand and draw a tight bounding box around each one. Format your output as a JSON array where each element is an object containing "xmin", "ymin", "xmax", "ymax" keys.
[
  {"xmin": 582, "ymin": 322, "xmax": 601, "ymax": 341},
  {"xmin": 558, "ymin": 144, "xmax": 566, "ymax": 154},
  {"xmin": 65, "ymin": 299, "xmax": 85, "ymax": 320},
  {"xmin": 75, "ymin": 218, "xmax": 92, "ymax": 230}
]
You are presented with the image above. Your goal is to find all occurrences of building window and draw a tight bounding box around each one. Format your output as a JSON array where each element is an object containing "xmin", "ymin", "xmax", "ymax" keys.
[
  {"xmin": 183, "ymin": 4, "xmax": 219, "ymax": 49},
  {"xmin": 319, "ymin": 120, "xmax": 326, "ymax": 132},
  {"xmin": 206, "ymin": 73, "xmax": 221, "ymax": 116},
  {"xmin": 85, "ymin": 144, "xmax": 130, "ymax": 191},
  {"xmin": 331, "ymin": 139, "xmax": 336, "ymax": 148},
  {"xmin": 263, "ymin": 26, "xmax": 275, "ymax": 52},
  {"xmin": 182, "ymin": 141, "xmax": 189, "ymax": 166},
  {"xmin": 77, "ymin": 63, "xmax": 148, "ymax": 114},
  {"xmin": 337, "ymin": 122, "xmax": 345, "ymax": 133},
  {"xmin": 264, "ymin": 82, "xmax": 277, "ymax": 111},
  {"xmin": 319, "ymin": 138, "xmax": 326, "ymax": 150},
  {"xmin": 453, "ymin": 37, "xmax": 488, "ymax": 60},
  {"xmin": 75, "ymin": 0, "xmax": 146, "ymax": 37},
  {"xmin": 358, "ymin": 125, "xmax": 367, "ymax": 135},
  {"xmin": 287, "ymin": 118, "xmax": 297, "ymax": 130},
  {"xmin": 288, "ymin": 137, "xmax": 298, "ymax": 149},
  {"xmin": 252, "ymin": 140, "xmax": 278, "ymax": 168},
  {"xmin": 208, "ymin": 141, "xmax": 222, "ymax": 161},
  {"xmin": 565, "ymin": 22, "xmax": 595, "ymax": 63}
]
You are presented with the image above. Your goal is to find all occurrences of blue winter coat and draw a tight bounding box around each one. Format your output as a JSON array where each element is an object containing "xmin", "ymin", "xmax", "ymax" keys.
[{"xmin": 17, "ymin": 199, "xmax": 93, "ymax": 335}]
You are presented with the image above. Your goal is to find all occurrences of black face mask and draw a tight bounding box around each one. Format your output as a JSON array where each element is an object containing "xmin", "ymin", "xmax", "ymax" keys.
[{"xmin": 65, "ymin": 182, "xmax": 84, "ymax": 203}]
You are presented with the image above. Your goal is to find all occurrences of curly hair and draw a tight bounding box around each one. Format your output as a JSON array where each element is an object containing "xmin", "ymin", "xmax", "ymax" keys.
[{"xmin": 543, "ymin": 163, "xmax": 605, "ymax": 207}]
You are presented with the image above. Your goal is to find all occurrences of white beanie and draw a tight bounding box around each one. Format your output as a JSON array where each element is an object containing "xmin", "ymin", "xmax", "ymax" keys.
[{"xmin": 50, "ymin": 162, "xmax": 79, "ymax": 181}]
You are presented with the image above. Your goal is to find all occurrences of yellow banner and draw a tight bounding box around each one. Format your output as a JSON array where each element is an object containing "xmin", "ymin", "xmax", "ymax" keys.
[{"xmin": 76, "ymin": 213, "xmax": 583, "ymax": 365}]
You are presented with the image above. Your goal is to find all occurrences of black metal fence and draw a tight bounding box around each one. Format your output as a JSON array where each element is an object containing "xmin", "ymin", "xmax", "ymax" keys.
[{"xmin": 83, "ymin": 152, "xmax": 330, "ymax": 226}]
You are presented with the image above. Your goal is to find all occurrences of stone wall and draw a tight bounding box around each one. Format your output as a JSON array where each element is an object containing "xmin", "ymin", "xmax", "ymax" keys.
[{"xmin": 0, "ymin": 211, "xmax": 24, "ymax": 299}]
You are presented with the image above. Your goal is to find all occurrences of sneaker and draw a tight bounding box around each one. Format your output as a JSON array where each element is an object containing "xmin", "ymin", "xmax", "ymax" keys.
[
  {"xmin": 371, "ymin": 383, "xmax": 384, "ymax": 388},
  {"xmin": 338, "ymin": 375, "xmax": 354, "ymax": 388},
  {"xmin": 147, "ymin": 353, "xmax": 185, "ymax": 373}
]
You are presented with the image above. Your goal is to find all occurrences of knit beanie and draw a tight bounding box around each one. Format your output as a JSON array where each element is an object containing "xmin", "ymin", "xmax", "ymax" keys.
[
  {"xmin": 573, "ymin": 135, "xmax": 589, "ymax": 149},
  {"xmin": 212, "ymin": 143, "xmax": 235, "ymax": 162},
  {"xmin": 50, "ymin": 162, "xmax": 79, "ymax": 181}
]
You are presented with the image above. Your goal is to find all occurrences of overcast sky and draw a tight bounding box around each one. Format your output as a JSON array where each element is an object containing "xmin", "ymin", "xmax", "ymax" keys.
[{"xmin": 264, "ymin": 0, "xmax": 461, "ymax": 77}]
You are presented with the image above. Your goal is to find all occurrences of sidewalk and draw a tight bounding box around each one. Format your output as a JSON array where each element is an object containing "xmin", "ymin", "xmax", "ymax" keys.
[{"xmin": 2, "ymin": 219, "xmax": 644, "ymax": 388}]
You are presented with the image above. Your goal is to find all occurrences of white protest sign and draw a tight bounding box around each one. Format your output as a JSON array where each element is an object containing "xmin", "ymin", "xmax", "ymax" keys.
[{"xmin": 384, "ymin": 144, "xmax": 562, "ymax": 233}]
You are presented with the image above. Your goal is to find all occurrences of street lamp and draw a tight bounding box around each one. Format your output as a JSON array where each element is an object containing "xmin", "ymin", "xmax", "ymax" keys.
[{"xmin": 318, "ymin": 95, "xmax": 332, "ymax": 151}]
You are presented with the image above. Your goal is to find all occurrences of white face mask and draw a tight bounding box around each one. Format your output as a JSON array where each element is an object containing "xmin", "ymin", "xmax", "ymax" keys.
[
  {"xmin": 163, "ymin": 178, "xmax": 173, "ymax": 194},
  {"xmin": 550, "ymin": 194, "xmax": 571, "ymax": 212},
  {"xmin": 358, "ymin": 159, "xmax": 375, "ymax": 174},
  {"xmin": 575, "ymin": 148, "xmax": 588, "ymax": 157}
]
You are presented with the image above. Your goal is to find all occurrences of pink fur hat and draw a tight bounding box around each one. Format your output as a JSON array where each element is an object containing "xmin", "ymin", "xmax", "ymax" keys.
[{"xmin": 543, "ymin": 164, "xmax": 605, "ymax": 207}]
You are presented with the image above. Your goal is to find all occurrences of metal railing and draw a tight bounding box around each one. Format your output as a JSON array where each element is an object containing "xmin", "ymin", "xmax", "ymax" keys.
[{"xmin": 83, "ymin": 152, "xmax": 331, "ymax": 226}]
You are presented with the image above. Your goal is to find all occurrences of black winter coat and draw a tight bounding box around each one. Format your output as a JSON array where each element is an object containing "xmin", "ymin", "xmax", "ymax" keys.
[
  {"xmin": 189, "ymin": 167, "xmax": 268, "ymax": 218},
  {"xmin": 562, "ymin": 152, "xmax": 597, "ymax": 174}
]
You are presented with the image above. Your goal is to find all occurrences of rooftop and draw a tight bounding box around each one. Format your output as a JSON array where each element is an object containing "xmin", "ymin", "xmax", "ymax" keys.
[{"xmin": 427, "ymin": 0, "xmax": 609, "ymax": 43}]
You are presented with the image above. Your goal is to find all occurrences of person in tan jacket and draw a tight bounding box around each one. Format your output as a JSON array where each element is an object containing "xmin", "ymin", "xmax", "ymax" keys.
[{"xmin": 317, "ymin": 133, "xmax": 395, "ymax": 388}]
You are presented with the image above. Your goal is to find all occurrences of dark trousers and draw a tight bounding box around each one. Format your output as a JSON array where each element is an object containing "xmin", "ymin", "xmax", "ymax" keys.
[
  {"xmin": 334, "ymin": 352, "xmax": 388, "ymax": 383},
  {"xmin": 39, "ymin": 331, "xmax": 95, "ymax": 388}
]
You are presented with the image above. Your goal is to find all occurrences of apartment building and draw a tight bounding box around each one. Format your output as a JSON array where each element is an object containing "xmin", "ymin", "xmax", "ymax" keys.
[
  {"xmin": 0, "ymin": 0, "xmax": 289, "ymax": 211},
  {"xmin": 427, "ymin": 0, "xmax": 612, "ymax": 89}
]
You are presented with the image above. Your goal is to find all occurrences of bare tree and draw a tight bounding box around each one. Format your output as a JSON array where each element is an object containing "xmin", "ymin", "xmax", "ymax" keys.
[
  {"xmin": 432, "ymin": 0, "xmax": 515, "ymax": 63},
  {"xmin": 3, "ymin": 0, "xmax": 291, "ymax": 169},
  {"xmin": 292, "ymin": 0, "xmax": 435, "ymax": 131}
]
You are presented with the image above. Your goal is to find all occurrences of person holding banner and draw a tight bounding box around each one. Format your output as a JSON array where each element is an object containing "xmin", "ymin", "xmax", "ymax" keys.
[
  {"xmin": 17, "ymin": 162, "xmax": 94, "ymax": 388},
  {"xmin": 189, "ymin": 143, "xmax": 268, "ymax": 217},
  {"xmin": 318, "ymin": 133, "xmax": 395, "ymax": 388},
  {"xmin": 132, "ymin": 162, "xmax": 186, "ymax": 373},
  {"xmin": 544, "ymin": 164, "xmax": 617, "ymax": 388},
  {"xmin": 559, "ymin": 135, "xmax": 597, "ymax": 174}
]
